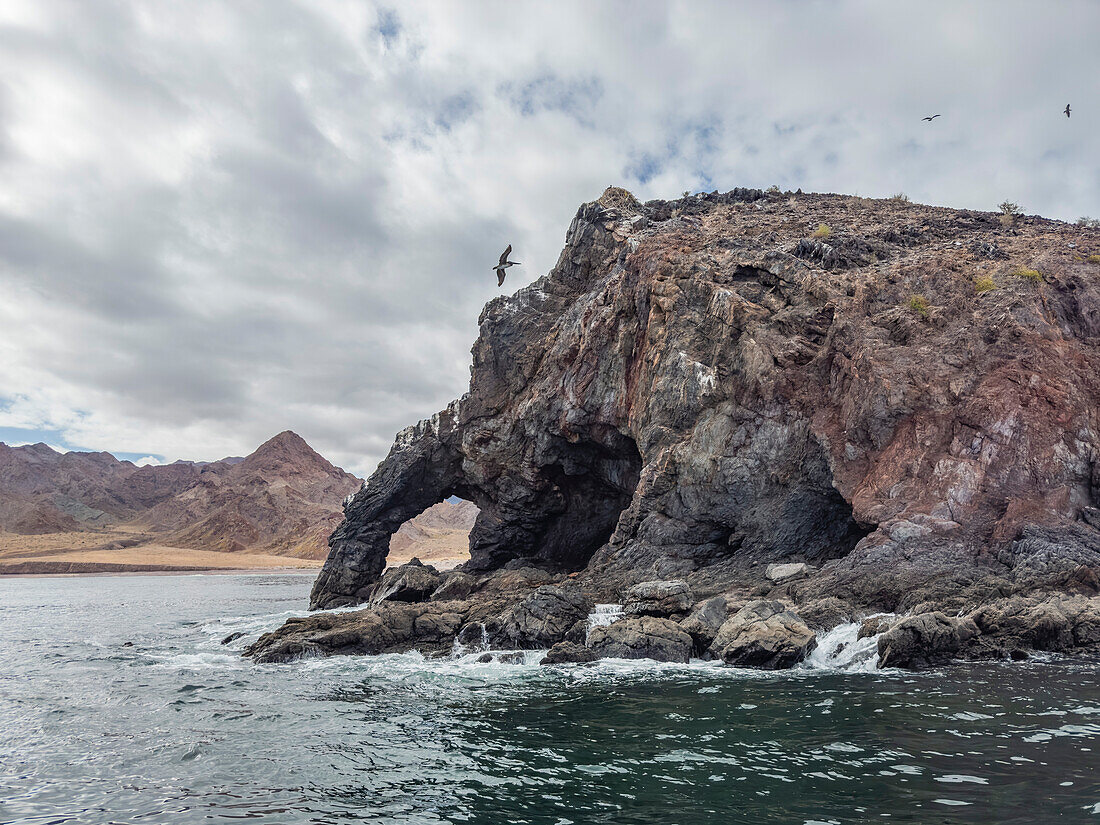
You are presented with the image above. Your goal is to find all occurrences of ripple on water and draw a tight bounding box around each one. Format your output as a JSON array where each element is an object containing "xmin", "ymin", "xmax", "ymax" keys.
[{"xmin": 2, "ymin": 574, "xmax": 1099, "ymax": 825}]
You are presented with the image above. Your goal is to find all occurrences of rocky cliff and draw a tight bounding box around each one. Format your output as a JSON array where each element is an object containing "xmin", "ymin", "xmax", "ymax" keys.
[{"xmin": 312, "ymin": 186, "xmax": 1100, "ymax": 614}]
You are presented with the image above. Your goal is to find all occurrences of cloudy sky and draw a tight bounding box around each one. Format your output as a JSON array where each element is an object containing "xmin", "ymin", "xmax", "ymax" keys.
[{"xmin": 0, "ymin": 1, "xmax": 1097, "ymax": 475}]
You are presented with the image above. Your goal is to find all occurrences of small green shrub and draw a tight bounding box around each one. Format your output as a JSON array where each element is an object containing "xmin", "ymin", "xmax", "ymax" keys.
[
  {"xmin": 766, "ymin": 184, "xmax": 781, "ymax": 194},
  {"xmin": 1013, "ymin": 266, "xmax": 1043, "ymax": 284},
  {"xmin": 812, "ymin": 223, "xmax": 831, "ymax": 239},
  {"xmin": 999, "ymin": 201, "xmax": 1022, "ymax": 216},
  {"xmin": 907, "ymin": 294, "xmax": 930, "ymax": 318},
  {"xmin": 890, "ymin": 192, "xmax": 911, "ymax": 203},
  {"xmin": 974, "ymin": 275, "xmax": 996, "ymax": 293},
  {"xmin": 1089, "ymin": 255, "xmax": 1100, "ymax": 264}
]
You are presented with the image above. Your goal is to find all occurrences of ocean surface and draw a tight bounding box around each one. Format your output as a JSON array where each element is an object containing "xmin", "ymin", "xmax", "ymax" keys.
[{"xmin": 1, "ymin": 574, "xmax": 1098, "ymax": 825}]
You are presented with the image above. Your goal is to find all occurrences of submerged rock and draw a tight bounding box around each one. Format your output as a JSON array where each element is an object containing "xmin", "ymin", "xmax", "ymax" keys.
[
  {"xmin": 710, "ymin": 600, "xmax": 816, "ymax": 669},
  {"xmin": 587, "ymin": 616, "xmax": 692, "ymax": 663}
]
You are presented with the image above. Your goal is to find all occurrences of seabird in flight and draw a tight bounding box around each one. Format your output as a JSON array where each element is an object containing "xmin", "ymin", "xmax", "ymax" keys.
[
  {"xmin": 1065, "ymin": 104, "xmax": 1072, "ymax": 118},
  {"xmin": 493, "ymin": 245, "xmax": 520, "ymax": 286},
  {"xmin": 921, "ymin": 114, "xmax": 941, "ymax": 121}
]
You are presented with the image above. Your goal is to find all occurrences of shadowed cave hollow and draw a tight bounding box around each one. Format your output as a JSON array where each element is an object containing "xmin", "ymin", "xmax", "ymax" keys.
[{"xmin": 379, "ymin": 433, "xmax": 645, "ymax": 576}]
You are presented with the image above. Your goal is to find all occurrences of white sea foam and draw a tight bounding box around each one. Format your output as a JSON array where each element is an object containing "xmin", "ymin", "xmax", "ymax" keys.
[
  {"xmin": 801, "ymin": 616, "xmax": 894, "ymax": 673},
  {"xmin": 586, "ymin": 603, "xmax": 624, "ymax": 643}
]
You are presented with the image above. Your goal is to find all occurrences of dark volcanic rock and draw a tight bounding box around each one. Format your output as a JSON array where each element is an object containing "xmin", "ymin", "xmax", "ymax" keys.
[
  {"xmin": 493, "ymin": 583, "xmax": 593, "ymax": 649},
  {"xmin": 588, "ymin": 616, "xmax": 692, "ymax": 663},
  {"xmin": 431, "ymin": 571, "xmax": 478, "ymax": 601},
  {"xmin": 370, "ymin": 559, "xmax": 442, "ymax": 604},
  {"xmin": 710, "ymin": 600, "xmax": 816, "ymax": 669},
  {"xmin": 311, "ymin": 186, "xmax": 1100, "ymax": 621},
  {"xmin": 876, "ymin": 612, "xmax": 979, "ymax": 669},
  {"xmin": 235, "ymin": 185, "xmax": 1100, "ymax": 670},
  {"xmin": 540, "ymin": 641, "xmax": 599, "ymax": 665},
  {"xmin": 678, "ymin": 596, "xmax": 729, "ymax": 655},
  {"xmin": 623, "ymin": 579, "xmax": 694, "ymax": 617}
]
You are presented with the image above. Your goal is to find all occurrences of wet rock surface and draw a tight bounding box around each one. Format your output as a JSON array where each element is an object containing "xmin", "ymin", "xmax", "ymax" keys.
[
  {"xmin": 370, "ymin": 559, "xmax": 442, "ymax": 605},
  {"xmin": 623, "ymin": 579, "xmax": 693, "ymax": 617},
  {"xmin": 709, "ymin": 600, "xmax": 817, "ymax": 669},
  {"xmin": 491, "ymin": 583, "xmax": 593, "ymax": 649},
  {"xmin": 248, "ymin": 186, "xmax": 1100, "ymax": 670},
  {"xmin": 587, "ymin": 616, "xmax": 692, "ymax": 663},
  {"xmin": 540, "ymin": 642, "xmax": 599, "ymax": 665}
]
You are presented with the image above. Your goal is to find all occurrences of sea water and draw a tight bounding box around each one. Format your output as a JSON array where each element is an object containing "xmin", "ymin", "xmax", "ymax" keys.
[{"xmin": 0, "ymin": 574, "xmax": 1097, "ymax": 824}]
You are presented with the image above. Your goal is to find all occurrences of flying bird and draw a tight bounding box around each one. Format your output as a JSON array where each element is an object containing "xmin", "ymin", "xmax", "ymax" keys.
[
  {"xmin": 1065, "ymin": 104, "xmax": 1071, "ymax": 118},
  {"xmin": 921, "ymin": 114, "xmax": 941, "ymax": 121},
  {"xmin": 493, "ymin": 245, "xmax": 521, "ymax": 286}
]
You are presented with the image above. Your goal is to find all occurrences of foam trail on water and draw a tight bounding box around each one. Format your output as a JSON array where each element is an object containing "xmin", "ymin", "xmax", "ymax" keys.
[{"xmin": 802, "ymin": 615, "xmax": 894, "ymax": 673}]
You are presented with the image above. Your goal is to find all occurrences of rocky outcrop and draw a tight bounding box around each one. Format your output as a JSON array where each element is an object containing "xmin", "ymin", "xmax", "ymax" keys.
[
  {"xmin": 876, "ymin": 612, "xmax": 979, "ymax": 669},
  {"xmin": 541, "ymin": 641, "xmax": 599, "ymax": 665},
  {"xmin": 490, "ymin": 583, "xmax": 592, "ymax": 649},
  {"xmin": 245, "ymin": 185, "xmax": 1100, "ymax": 670},
  {"xmin": 709, "ymin": 600, "xmax": 816, "ymax": 668},
  {"xmin": 310, "ymin": 186, "xmax": 1100, "ymax": 623},
  {"xmin": 587, "ymin": 616, "xmax": 692, "ymax": 663},
  {"xmin": 678, "ymin": 595, "xmax": 729, "ymax": 655},
  {"xmin": 369, "ymin": 559, "xmax": 442, "ymax": 604},
  {"xmin": 623, "ymin": 579, "xmax": 693, "ymax": 617}
]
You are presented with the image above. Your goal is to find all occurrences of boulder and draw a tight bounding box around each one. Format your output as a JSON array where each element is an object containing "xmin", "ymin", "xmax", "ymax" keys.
[
  {"xmin": 857, "ymin": 615, "xmax": 893, "ymax": 640},
  {"xmin": 370, "ymin": 559, "xmax": 442, "ymax": 605},
  {"xmin": 540, "ymin": 642, "xmax": 599, "ymax": 665},
  {"xmin": 431, "ymin": 571, "xmax": 478, "ymax": 601},
  {"xmin": 876, "ymin": 611, "xmax": 980, "ymax": 669},
  {"xmin": 766, "ymin": 563, "xmax": 811, "ymax": 583},
  {"xmin": 494, "ymin": 583, "xmax": 593, "ymax": 648},
  {"xmin": 587, "ymin": 616, "xmax": 692, "ymax": 663},
  {"xmin": 623, "ymin": 580, "xmax": 694, "ymax": 617},
  {"xmin": 796, "ymin": 597, "xmax": 852, "ymax": 631},
  {"xmin": 709, "ymin": 600, "xmax": 816, "ymax": 669},
  {"xmin": 678, "ymin": 596, "xmax": 728, "ymax": 655}
]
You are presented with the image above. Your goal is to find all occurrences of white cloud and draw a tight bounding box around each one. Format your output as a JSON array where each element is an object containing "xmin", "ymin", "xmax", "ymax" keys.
[{"xmin": 0, "ymin": 1, "xmax": 1097, "ymax": 475}]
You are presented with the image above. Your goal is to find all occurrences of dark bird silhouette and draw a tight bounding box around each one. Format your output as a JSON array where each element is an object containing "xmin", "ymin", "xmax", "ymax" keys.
[
  {"xmin": 493, "ymin": 244, "xmax": 520, "ymax": 286},
  {"xmin": 1065, "ymin": 104, "xmax": 1072, "ymax": 118},
  {"xmin": 921, "ymin": 114, "xmax": 941, "ymax": 121}
]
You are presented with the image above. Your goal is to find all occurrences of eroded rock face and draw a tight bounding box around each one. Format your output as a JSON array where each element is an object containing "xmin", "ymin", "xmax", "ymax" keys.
[
  {"xmin": 678, "ymin": 596, "xmax": 729, "ymax": 655},
  {"xmin": 311, "ymin": 186, "xmax": 1100, "ymax": 615},
  {"xmin": 710, "ymin": 600, "xmax": 817, "ymax": 668},
  {"xmin": 491, "ymin": 583, "xmax": 593, "ymax": 649},
  {"xmin": 370, "ymin": 560, "xmax": 441, "ymax": 605},
  {"xmin": 540, "ymin": 641, "xmax": 599, "ymax": 665},
  {"xmin": 587, "ymin": 616, "xmax": 692, "ymax": 663},
  {"xmin": 623, "ymin": 579, "xmax": 694, "ymax": 617}
]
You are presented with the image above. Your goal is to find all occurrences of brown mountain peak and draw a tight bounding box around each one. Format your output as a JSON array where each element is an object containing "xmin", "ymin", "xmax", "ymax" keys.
[{"xmin": 239, "ymin": 430, "xmax": 339, "ymax": 476}]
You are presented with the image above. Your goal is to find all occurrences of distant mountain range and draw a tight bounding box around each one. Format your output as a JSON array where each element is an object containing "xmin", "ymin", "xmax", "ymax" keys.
[
  {"xmin": 0, "ymin": 431, "xmax": 361, "ymax": 561},
  {"xmin": 0, "ymin": 431, "xmax": 477, "ymax": 574}
]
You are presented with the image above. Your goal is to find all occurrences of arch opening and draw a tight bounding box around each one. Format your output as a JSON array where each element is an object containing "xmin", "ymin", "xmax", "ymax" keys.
[{"xmin": 387, "ymin": 497, "xmax": 479, "ymax": 571}]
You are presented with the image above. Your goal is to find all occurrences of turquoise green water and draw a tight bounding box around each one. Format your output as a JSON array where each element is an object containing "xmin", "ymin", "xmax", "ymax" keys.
[{"xmin": 0, "ymin": 574, "xmax": 1097, "ymax": 824}]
